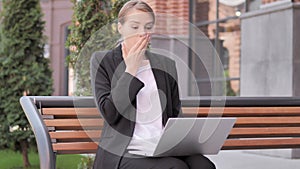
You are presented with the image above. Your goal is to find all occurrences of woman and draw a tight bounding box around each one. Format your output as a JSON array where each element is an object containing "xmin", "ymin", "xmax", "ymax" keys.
[{"xmin": 91, "ymin": 1, "xmax": 216, "ymax": 169}]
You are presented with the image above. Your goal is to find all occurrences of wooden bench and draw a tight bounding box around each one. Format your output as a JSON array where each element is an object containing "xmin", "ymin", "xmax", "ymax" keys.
[{"xmin": 20, "ymin": 96, "xmax": 300, "ymax": 169}]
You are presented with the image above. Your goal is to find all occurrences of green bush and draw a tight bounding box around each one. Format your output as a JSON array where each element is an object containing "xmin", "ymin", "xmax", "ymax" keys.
[
  {"xmin": 0, "ymin": 0, "xmax": 53, "ymax": 167},
  {"xmin": 66, "ymin": 0, "xmax": 129, "ymax": 96}
]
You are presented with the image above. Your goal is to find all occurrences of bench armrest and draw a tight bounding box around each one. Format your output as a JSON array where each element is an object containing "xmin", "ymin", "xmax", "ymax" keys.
[{"xmin": 20, "ymin": 96, "xmax": 55, "ymax": 169}]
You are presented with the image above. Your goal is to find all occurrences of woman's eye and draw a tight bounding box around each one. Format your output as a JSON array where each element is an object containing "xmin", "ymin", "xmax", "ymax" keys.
[
  {"xmin": 146, "ymin": 27, "xmax": 153, "ymax": 30},
  {"xmin": 132, "ymin": 26, "xmax": 138, "ymax": 29}
]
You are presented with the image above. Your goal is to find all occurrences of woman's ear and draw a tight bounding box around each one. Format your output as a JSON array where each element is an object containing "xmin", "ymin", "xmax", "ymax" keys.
[{"xmin": 118, "ymin": 22, "xmax": 123, "ymax": 34}]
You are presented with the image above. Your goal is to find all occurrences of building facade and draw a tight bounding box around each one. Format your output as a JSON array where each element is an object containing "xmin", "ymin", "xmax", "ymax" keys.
[
  {"xmin": 1, "ymin": 0, "xmax": 299, "ymax": 96},
  {"xmin": 40, "ymin": 0, "xmax": 73, "ymax": 96}
]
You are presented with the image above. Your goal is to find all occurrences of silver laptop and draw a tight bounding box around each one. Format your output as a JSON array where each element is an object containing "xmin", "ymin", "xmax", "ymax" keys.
[{"xmin": 127, "ymin": 117, "xmax": 236, "ymax": 157}]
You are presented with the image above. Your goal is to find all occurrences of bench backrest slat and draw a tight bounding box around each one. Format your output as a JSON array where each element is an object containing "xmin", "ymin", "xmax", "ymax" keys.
[
  {"xmin": 43, "ymin": 108, "xmax": 101, "ymax": 117},
  {"xmin": 234, "ymin": 117, "xmax": 300, "ymax": 127},
  {"xmin": 43, "ymin": 107, "xmax": 300, "ymax": 117},
  {"xmin": 44, "ymin": 119, "xmax": 103, "ymax": 127}
]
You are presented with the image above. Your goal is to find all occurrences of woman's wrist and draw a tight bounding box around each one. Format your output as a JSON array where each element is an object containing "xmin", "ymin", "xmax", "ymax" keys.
[{"xmin": 125, "ymin": 68, "xmax": 137, "ymax": 76}]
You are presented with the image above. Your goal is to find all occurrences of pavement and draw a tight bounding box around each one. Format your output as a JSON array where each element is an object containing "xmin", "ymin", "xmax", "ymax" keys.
[{"xmin": 207, "ymin": 150, "xmax": 300, "ymax": 169}]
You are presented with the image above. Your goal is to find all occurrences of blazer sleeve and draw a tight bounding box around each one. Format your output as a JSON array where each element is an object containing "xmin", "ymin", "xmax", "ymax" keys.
[
  {"xmin": 170, "ymin": 60, "xmax": 184, "ymax": 117},
  {"xmin": 90, "ymin": 52, "xmax": 144, "ymax": 125}
]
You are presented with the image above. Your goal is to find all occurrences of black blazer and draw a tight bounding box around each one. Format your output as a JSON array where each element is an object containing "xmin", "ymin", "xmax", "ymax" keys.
[{"xmin": 90, "ymin": 44, "xmax": 182, "ymax": 169}]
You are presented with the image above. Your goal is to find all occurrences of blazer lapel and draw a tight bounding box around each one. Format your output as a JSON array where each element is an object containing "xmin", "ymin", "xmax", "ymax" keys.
[{"xmin": 112, "ymin": 44, "xmax": 126, "ymax": 79}]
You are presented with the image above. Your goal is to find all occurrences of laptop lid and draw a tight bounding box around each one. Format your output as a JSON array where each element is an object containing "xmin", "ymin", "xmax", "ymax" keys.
[{"xmin": 128, "ymin": 117, "xmax": 236, "ymax": 157}]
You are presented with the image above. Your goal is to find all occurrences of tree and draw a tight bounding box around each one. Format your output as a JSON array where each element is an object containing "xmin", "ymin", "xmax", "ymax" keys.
[
  {"xmin": 66, "ymin": 0, "xmax": 129, "ymax": 96},
  {"xmin": 0, "ymin": 0, "xmax": 53, "ymax": 167}
]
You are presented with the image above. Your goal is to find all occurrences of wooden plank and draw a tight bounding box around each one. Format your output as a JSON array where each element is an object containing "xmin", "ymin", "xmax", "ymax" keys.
[
  {"xmin": 182, "ymin": 107, "xmax": 300, "ymax": 117},
  {"xmin": 234, "ymin": 117, "xmax": 300, "ymax": 127},
  {"xmin": 42, "ymin": 108, "xmax": 100, "ymax": 117},
  {"xmin": 229, "ymin": 127, "xmax": 300, "ymax": 138},
  {"xmin": 52, "ymin": 142, "xmax": 98, "ymax": 151},
  {"xmin": 52, "ymin": 138, "xmax": 300, "ymax": 152},
  {"xmin": 222, "ymin": 138, "xmax": 300, "ymax": 150},
  {"xmin": 54, "ymin": 126, "xmax": 102, "ymax": 130},
  {"xmin": 44, "ymin": 107, "xmax": 300, "ymax": 117},
  {"xmin": 44, "ymin": 119, "xmax": 103, "ymax": 127},
  {"xmin": 56, "ymin": 150, "xmax": 97, "ymax": 154},
  {"xmin": 49, "ymin": 127, "xmax": 300, "ymax": 139},
  {"xmin": 49, "ymin": 127, "xmax": 300, "ymax": 140},
  {"xmin": 49, "ymin": 130, "xmax": 101, "ymax": 139}
]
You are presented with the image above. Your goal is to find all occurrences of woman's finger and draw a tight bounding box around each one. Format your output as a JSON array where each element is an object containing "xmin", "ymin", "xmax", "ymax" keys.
[
  {"xmin": 130, "ymin": 35, "xmax": 147, "ymax": 52},
  {"xmin": 136, "ymin": 34, "xmax": 150, "ymax": 52}
]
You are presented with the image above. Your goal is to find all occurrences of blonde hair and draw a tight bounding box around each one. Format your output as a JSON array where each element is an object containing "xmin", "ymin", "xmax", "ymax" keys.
[{"xmin": 118, "ymin": 0, "xmax": 155, "ymax": 24}]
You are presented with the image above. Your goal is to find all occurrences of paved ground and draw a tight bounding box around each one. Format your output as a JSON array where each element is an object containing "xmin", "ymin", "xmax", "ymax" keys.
[{"xmin": 207, "ymin": 150, "xmax": 300, "ymax": 169}]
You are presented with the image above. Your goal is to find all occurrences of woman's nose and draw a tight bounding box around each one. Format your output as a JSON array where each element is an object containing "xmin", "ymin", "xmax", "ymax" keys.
[{"xmin": 138, "ymin": 31, "xmax": 147, "ymax": 37}]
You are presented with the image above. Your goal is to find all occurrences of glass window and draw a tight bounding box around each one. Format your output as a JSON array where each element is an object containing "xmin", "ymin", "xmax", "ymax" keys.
[{"xmin": 190, "ymin": 0, "xmax": 242, "ymax": 96}]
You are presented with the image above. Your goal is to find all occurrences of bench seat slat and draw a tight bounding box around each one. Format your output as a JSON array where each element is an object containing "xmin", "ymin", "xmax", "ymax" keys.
[
  {"xmin": 49, "ymin": 127, "xmax": 300, "ymax": 139},
  {"xmin": 183, "ymin": 107, "xmax": 300, "ymax": 117},
  {"xmin": 44, "ymin": 119, "xmax": 103, "ymax": 127},
  {"xmin": 52, "ymin": 138, "xmax": 300, "ymax": 152},
  {"xmin": 53, "ymin": 142, "xmax": 98, "ymax": 151},
  {"xmin": 223, "ymin": 138, "xmax": 300, "ymax": 150},
  {"xmin": 49, "ymin": 131, "xmax": 101, "ymax": 139}
]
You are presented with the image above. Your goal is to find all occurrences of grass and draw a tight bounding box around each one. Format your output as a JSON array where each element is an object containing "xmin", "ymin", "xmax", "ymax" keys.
[{"xmin": 0, "ymin": 149, "xmax": 85, "ymax": 169}]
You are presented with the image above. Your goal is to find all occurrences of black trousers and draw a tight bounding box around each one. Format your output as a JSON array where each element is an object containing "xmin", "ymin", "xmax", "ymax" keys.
[{"xmin": 119, "ymin": 153, "xmax": 216, "ymax": 169}]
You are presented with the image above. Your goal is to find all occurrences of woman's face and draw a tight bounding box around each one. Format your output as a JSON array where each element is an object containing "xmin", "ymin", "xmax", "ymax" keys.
[{"xmin": 118, "ymin": 8, "xmax": 154, "ymax": 50}]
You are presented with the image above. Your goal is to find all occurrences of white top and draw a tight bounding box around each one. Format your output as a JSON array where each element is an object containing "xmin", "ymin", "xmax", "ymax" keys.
[{"xmin": 127, "ymin": 60, "xmax": 163, "ymax": 151}]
